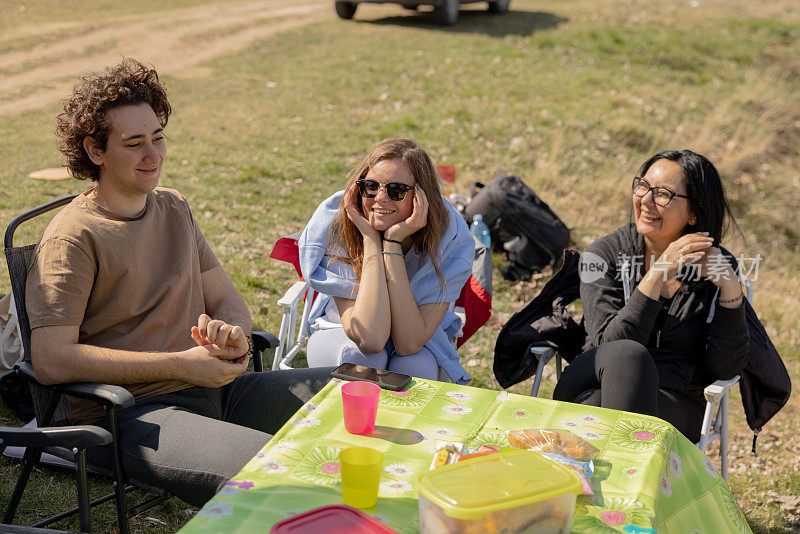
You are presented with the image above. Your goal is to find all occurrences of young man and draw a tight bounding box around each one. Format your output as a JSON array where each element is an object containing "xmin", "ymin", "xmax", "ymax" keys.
[{"xmin": 26, "ymin": 59, "xmax": 332, "ymax": 506}]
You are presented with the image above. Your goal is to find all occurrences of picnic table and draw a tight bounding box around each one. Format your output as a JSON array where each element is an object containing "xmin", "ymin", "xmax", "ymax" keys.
[{"xmin": 180, "ymin": 377, "xmax": 752, "ymax": 533}]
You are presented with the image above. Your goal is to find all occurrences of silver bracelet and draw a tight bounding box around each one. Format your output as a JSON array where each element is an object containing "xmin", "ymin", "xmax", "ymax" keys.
[{"xmin": 718, "ymin": 293, "xmax": 743, "ymax": 304}]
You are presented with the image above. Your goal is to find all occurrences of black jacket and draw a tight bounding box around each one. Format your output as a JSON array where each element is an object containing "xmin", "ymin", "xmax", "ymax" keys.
[{"xmin": 580, "ymin": 224, "xmax": 749, "ymax": 398}]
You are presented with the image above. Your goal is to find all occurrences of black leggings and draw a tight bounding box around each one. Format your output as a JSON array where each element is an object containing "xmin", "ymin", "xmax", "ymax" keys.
[{"xmin": 552, "ymin": 339, "xmax": 705, "ymax": 443}]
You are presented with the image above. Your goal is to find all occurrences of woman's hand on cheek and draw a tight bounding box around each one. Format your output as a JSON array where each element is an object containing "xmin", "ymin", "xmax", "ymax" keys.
[
  {"xmin": 344, "ymin": 185, "xmax": 381, "ymax": 242},
  {"xmin": 385, "ymin": 185, "xmax": 429, "ymax": 242}
]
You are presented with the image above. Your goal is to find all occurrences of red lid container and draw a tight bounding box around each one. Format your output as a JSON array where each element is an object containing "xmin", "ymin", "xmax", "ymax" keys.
[{"xmin": 269, "ymin": 505, "xmax": 398, "ymax": 534}]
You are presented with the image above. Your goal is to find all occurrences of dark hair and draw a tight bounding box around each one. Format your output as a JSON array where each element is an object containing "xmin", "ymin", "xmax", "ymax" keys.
[
  {"xmin": 636, "ymin": 149, "xmax": 738, "ymax": 245},
  {"xmin": 56, "ymin": 58, "xmax": 171, "ymax": 181}
]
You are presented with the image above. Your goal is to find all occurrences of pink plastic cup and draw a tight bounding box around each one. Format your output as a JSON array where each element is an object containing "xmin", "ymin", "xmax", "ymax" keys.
[{"xmin": 341, "ymin": 381, "xmax": 381, "ymax": 435}]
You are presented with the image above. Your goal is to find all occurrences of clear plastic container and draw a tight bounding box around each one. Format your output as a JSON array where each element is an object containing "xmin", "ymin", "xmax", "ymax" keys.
[{"xmin": 415, "ymin": 449, "xmax": 581, "ymax": 534}]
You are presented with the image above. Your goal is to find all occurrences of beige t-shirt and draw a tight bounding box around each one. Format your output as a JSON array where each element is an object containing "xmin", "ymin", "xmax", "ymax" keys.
[{"xmin": 26, "ymin": 187, "xmax": 220, "ymax": 423}]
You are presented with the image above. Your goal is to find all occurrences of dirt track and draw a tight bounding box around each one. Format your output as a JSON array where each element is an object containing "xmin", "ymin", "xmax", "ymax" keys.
[{"xmin": 0, "ymin": 0, "xmax": 331, "ymax": 116}]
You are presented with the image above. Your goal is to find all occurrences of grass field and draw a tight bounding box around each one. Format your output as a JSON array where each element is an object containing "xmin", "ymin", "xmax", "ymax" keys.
[{"xmin": 1, "ymin": 0, "xmax": 798, "ymax": 532}]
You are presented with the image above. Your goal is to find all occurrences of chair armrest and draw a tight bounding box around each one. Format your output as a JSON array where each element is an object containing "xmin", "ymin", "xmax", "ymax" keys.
[
  {"xmin": 14, "ymin": 360, "xmax": 37, "ymax": 382},
  {"xmin": 1, "ymin": 424, "xmax": 112, "ymax": 450},
  {"xmin": 252, "ymin": 331, "xmax": 279, "ymax": 351},
  {"xmin": 277, "ymin": 281, "xmax": 309, "ymax": 309},
  {"xmin": 529, "ymin": 346, "xmax": 556, "ymax": 361},
  {"xmin": 54, "ymin": 382, "xmax": 135, "ymax": 410},
  {"xmin": 703, "ymin": 375, "xmax": 740, "ymax": 404},
  {"xmin": 15, "ymin": 361, "xmax": 135, "ymax": 410}
]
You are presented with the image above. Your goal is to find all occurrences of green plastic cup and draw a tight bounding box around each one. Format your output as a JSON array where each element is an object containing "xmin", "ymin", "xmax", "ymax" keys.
[{"xmin": 340, "ymin": 446, "xmax": 384, "ymax": 509}]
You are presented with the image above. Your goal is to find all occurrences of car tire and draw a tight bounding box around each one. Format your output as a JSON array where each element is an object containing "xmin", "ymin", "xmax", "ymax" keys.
[
  {"xmin": 433, "ymin": 0, "xmax": 459, "ymax": 25},
  {"xmin": 487, "ymin": 0, "xmax": 510, "ymax": 14},
  {"xmin": 334, "ymin": 1, "xmax": 358, "ymax": 19}
]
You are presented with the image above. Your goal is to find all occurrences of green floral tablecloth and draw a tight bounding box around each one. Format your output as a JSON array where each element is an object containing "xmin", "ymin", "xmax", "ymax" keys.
[{"xmin": 180, "ymin": 378, "xmax": 751, "ymax": 534}]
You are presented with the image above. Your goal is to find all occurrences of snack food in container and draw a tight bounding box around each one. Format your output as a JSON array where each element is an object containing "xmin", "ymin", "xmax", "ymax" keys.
[
  {"xmin": 507, "ymin": 429, "xmax": 599, "ymax": 496},
  {"xmin": 507, "ymin": 429, "xmax": 599, "ymax": 461},
  {"xmin": 415, "ymin": 449, "xmax": 581, "ymax": 534}
]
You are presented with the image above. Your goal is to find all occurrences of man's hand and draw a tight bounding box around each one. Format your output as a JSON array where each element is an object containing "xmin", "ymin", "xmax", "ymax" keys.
[
  {"xmin": 181, "ymin": 343, "xmax": 250, "ymax": 388},
  {"xmin": 191, "ymin": 314, "xmax": 248, "ymax": 357}
]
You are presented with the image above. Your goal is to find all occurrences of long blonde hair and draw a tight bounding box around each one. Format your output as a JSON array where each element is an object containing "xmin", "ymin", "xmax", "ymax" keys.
[{"xmin": 330, "ymin": 138, "xmax": 449, "ymax": 289}]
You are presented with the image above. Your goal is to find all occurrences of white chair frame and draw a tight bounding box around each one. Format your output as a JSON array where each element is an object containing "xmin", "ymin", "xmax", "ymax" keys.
[{"xmin": 272, "ymin": 281, "xmax": 315, "ymax": 370}]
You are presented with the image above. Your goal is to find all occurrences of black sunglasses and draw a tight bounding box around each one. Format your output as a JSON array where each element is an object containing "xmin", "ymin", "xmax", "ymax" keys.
[
  {"xmin": 632, "ymin": 176, "xmax": 688, "ymax": 207},
  {"xmin": 356, "ymin": 179, "xmax": 415, "ymax": 201}
]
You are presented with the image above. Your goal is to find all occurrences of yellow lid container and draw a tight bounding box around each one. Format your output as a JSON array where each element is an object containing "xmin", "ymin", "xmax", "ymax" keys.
[{"xmin": 416, "ymin": 449, "xmax": 581, "ymax": 531}]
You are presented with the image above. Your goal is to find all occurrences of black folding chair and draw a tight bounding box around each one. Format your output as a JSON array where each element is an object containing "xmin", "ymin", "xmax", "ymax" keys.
[{"xmin": 2, "ymin": 195, "xmax": 277, "ymax": 532}]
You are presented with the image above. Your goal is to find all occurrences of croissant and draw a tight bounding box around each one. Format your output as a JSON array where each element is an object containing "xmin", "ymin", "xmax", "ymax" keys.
[{"xmin": 507, "ymin": 429, "xmax": 599, "ymax": 461}]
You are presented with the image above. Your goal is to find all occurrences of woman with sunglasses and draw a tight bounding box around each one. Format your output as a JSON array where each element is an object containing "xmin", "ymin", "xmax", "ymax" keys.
[
  {"xmin": 553, "ymin": 150, "xmax": 749, "ymax": 441},
  {"xmin": 298, "ymin": 138, "xmax": 474, "ymax": 383}
]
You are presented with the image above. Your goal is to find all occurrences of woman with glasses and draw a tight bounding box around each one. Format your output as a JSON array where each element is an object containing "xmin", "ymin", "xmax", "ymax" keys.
[
  {"xmin": 553, "ymin": 150, "xmax": 749, "ymax": 441},
  {"xmin": 298, "ymin": 138, "xmax": 474, "ymax": 383}
]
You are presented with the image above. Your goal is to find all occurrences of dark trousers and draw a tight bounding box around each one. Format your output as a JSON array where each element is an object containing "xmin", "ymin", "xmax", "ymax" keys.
[
  {"xmin": 86, "ymin": 367, "xmax": 334, "ymax": 506},
  {"xmin": 552, "ymin": 340, "xmax": 705, "ymax": 442}
]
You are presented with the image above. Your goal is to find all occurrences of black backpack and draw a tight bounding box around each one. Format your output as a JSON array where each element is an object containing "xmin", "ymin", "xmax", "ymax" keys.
[{"xmin": 464, "ymin": 174, "xmax": 570, "ymax": 281}]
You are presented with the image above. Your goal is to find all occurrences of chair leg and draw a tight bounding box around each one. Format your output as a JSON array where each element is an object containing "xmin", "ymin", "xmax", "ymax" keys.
[
  {"xmin": 252, "ymin": 346, "xmax": 263, "ymax": 372},
  {"xmin": 697, "ymin": 400, "xmax": 715, "ymax": 453},
  {"xmin": 127, "ymin": 490, "xmax": 172, "ymax": 517},
  {"xmin": 3, "ymin": 445, "xmax": 43, "ymax": 524},
  {"xmin": 288, "ymin": 310, "xmax": 297, "ymax": 350},
  {"xmin": 720, "ymin": 393, "xmax": 730, "ymax": 482},
  {"xmin": 107, "ymin": 408, "xmax": 131, "ymax": 534},
  {"xmin": 7, "ymin": 390, "xmax": 65, "ymax": 524},
  {"xmin": 273, "ymin": 312, "xmax": 290, "ymax": 371},
  {"xmin": 555, "ymin": 354, "xmax": 563, "ymax": 380},
  {"xmin": 530, "ymin": 355, "xmax": 547, "ymax": 397},
  {"xmin": 74, "ymin": 448, "xmax": 92, "ymax": 533}
]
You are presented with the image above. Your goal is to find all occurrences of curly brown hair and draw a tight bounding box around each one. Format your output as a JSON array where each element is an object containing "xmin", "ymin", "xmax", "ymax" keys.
[{"xmin": 56, "ymin": 58, "xmax": 171, "ymax": 181}]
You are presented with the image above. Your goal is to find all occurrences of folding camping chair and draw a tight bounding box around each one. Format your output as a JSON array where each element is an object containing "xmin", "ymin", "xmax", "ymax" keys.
[
  {"xmin": 527, "ymin": 275, "xmax": 755, "ymax": 482},
  {"xmin": 267, "ymin": 230, "xmax": 492, "ymax": 372},
  {"xmin": 2, "ymin": 195, "xmax": 277, "ymax": 533},
  {"xmin": 267, "ymin": 164, "xmax": 491, "ymax": 373}
]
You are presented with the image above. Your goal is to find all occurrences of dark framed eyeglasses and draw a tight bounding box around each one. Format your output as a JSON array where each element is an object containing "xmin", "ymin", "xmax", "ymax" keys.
[
  {"xmin": 632, "ymin": 177, "xmax": 688, "ymax": 207},
  {"xmin": 356, "ymin": 179, "xmax": 415, "ymax": 201}
]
